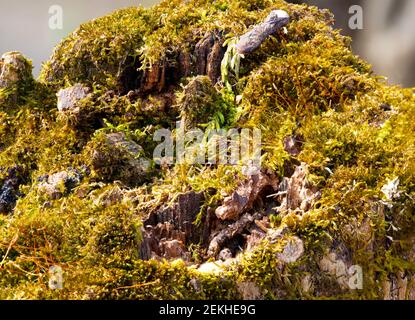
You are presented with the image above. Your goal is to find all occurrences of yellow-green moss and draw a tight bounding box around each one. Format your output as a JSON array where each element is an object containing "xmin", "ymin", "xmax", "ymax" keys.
[{"xmin": 1, "ymin": 0, "xmax": 415, "ymax": 299}]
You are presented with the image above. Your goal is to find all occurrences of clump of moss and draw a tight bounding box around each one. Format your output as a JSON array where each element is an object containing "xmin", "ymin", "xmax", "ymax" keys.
[
  {"xmin": 83, "ymin": 131, "xmax": 152, "ymax": 186},
  {"xmin": 177, "ymin": 76, "xmax": 220, "ymax": 128},
  {"xmin": 40, "ymin": 7, "xmax": 154, "ymax": 93},
  {"xmin": 1, "ymin": 0, "xmax": 415, "ymax": 300},
  {"xmin": 82, "ymin": 209, "xmax": 142, "ymax": 266},
  {"xmin": 40, "ymin": 0, "xmax": 334, "ymax": 94}
]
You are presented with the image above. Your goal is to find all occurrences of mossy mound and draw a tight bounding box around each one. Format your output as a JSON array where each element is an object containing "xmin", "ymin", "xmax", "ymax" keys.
[{"xmin": 1, "ymin": 0, "xmax": 415, "ymax": 300}]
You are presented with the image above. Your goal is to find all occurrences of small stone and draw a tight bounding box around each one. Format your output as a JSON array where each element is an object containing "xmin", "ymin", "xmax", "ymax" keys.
[
  {"xmin": 318, "ymin": 251, "xmax": 350, "ymax": 289},
  {"xmin": 197, "ymin": 261, "xmax": 226, "ymax": 275},
  {"xmin": 189, "ymin": 278, "xmax": 202, "ymax": 293},
  {"xmin": 276, "ymin": 236, "xmax": 304, "ymax": 264},
  {"xmin": 283, "ymin": 135, "xmax": 303, "ymax": 156},
  {"xmin": 160, "ymin": 239, "xmax": 189, "ymax": 260},
  {"xmin": 237, "ymin": 281, "xmax": 262, "ymax": 300},
  {"xmin": 38, "ymin": 169, "xmax": 83, "ymax": 200},
  {"xmin": 301, "ymin": 274, "xmax": 313, "ymax": 293},
  {"xmin": 105, "ymin": 132, "xmax": 144, "ymax": 156},
  {"xmin": 246, "ymin": 228, "xmax": 267, "ymax": 251},
  {"xmin": 0, "ymin": 52, "xmax": 33, "ymax": 88},
  {"xmin": 0, "ymin": 181, "xmax": 18, "ymax": 214},
  {"xmin": 0, "ymin": 166, "xmax": 24, "ymax": 214},
  {"xmin": 267, "ymin": 226, "xmax": 290, "ymax": 243},
  {"xmin": 57, "ymin": 83, "xmax": 91, "ymax": 112},
  {"xmin": 218, "ymin": 248, "xmax": 233, "ymax": 261}
]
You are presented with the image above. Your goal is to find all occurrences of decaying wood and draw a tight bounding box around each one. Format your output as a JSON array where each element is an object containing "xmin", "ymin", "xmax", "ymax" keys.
[
  {"xmin": 140, "ymin": 172, "xmax": 282, "ymax": 260},
  {"xmin": 140, "ymin": 191, "xmax": 205, "ymax": 260},
  {"xmin": 236, "ymin": 10, "xmax": 290, "ymax": 55},
  {"xmin": 207, "ymin": 212, "xmax": 263, "ymax": 258},
  {"xmin": 215, "ymin": 172, "xmax": 279, "ymax": 221},
  {"xmin": 206, "ymin": 34, "xmax": 226, "ymax": 83},
  {"xmin": 138, "ymin": 30, "xmax": 225, "ymax": 94}
]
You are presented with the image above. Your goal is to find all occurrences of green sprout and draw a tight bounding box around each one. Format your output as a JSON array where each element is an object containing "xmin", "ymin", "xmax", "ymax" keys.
[{"xmin": 221, "ymin": 37, "xmax": 244, "ymax": 92}]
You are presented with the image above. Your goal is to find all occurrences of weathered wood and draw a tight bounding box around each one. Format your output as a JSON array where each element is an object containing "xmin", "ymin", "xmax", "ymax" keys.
[{"xmin": 236, "ymin": 10, "xmax": 290, "ymax": 55}]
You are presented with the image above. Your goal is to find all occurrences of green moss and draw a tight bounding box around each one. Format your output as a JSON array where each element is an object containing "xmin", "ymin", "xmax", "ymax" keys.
[
  {"xmin": 81, "ymin": 131, "xmax": 152, "ymax": 186},
  {"xmin": 1, "ymin": 0, "xmax": 415, "ymax": 300},
  {"xmin": 177, "ymin": 76, "xmax": 220, "ymax": 127},
  {"xmin": 39, "ymin": 7, "xmax": 154, "ymax": 92}
]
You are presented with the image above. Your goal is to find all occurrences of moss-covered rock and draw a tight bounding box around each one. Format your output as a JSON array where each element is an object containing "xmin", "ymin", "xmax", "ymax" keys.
[
  {"xmin": 0, "ymin": 52, "xmax": 32, "ymax": 86},
  {"xmin": 0, "ymin": 0, "xmax": 415, "ymax": 300},
  {"xmin": 0, "ymin": 52, "xmax": 34, "ymax": 104}
]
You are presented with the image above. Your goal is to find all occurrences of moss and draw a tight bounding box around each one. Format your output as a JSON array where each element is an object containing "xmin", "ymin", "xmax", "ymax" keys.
[
  {"xmin": 0, "ymin": 52, "xmax": 35, "ymax": 105},
  {"xmin": 177, "ymin": 76, "xmax": 220, "ymax": 127},
  {"xmin": 82, "ymin": 131, "xmax": 152, "ymax": 186},
  {"xmin": 39, "ymin": 7, "xmax": 154, "ymax": 92},
  {"xmin": 81, "ymin": 209, "xmax": 142, "ymax": 267},
  {"xmin": 1, "ymin": 0, "xmax": 415, "ymax": 300}
]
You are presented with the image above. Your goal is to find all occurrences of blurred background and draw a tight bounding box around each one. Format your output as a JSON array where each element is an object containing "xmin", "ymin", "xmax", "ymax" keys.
[
  {"xmin": 1, "ymin": 0, "xmax": 414, "ymax": 87},
  {"xmin": 290, "ymin": 0, "xmax": 415, "ymax": 88},
  {"xmin": 0, "ymin": 0, "xmax": 155, "ymax": 76}
]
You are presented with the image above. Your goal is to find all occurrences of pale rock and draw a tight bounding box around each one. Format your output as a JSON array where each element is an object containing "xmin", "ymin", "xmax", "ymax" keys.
[
  {"xmin": 319, "ymin": 251, "xmax": 350, "ymax": 289},
  {"xmin": 0, "ymin": 52, "xmax": 32, "ymax": 88},
  {"xmin": 237, "ymin": 281, "xmax": 262, "ymax": 300},
  {"xmin": 189, "ymin": 278, "xmax": 202, "ymax": 293},
  {"xmin": 160, "ymin": 239, "xmax": 189, "ymax": 260},
  {"xmin": 266, "ymin": 226, "xmax": 290, "ymax": 244},
  {"xmin": 197, "ymin": 261, "xmax": 227, "ymax": 275},
  {"xmin": 38, "ymin": 170, "xmax": 83, "ymax": 200},
  {"xmin": 301, "ymin": 274, "xmax": 313, "ymax": 293},
  {"xmin": 57, "ymin": 83, "xmax": 91, "ymax": 113},
  {"xmin": 283, "ymin": 135, "xmax": 303, "ymax": 156},
  {"xmin": 276, "ymin": 236, "xmax": 304, "ymax": 264},
  {"xmin": 218, "ymin": 248, "xmax": 233, "ymax": 261},
  {"xmin": 246, "ymin": 228, "xmax": 267, "ymax": 251},
  {"xmin": 278, "ymin": 164, "xmax": 320, "ymax": 212}
]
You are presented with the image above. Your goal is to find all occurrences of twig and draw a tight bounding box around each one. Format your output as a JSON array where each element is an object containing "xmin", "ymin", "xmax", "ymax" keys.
[
  {"xmin": 115, "ymin": 279, "xmax": 161, "ymax": 290},
  {"xmin": 0, "ymin": 233, "xmax": 19, "ymax": 269}
]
